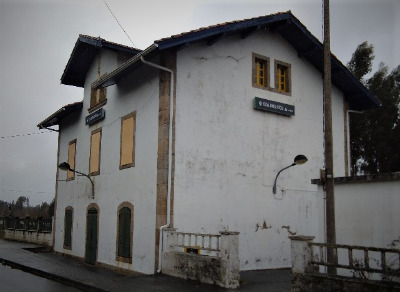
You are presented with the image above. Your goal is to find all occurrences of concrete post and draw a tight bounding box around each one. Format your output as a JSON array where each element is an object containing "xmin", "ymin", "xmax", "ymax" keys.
[
  {"xmin": 289, "ymin": 235, "xmax": 314, "ymax": 274},
  {"xmin": 218, "ymin": 231, "xmax": 240, "ymax": 289},
  {"xmin": 163, "ymin": 228, "xmax": 177, "ymax": 252},
  {"xmin": 37, "ymin": 217, "xmax": 42, "ymax": 232},
  {"xmin": 25, "ymin": 217, "xmax": 30, "ymax": 231}
]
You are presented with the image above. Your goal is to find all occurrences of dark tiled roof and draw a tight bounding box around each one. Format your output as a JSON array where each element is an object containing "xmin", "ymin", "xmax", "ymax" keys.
[
  {"xmin": 155, "ymin": 12, "xmax": 291, "ymax": 48},
  {"xmin": 95, "ymin": 11, "xmax": 380, "ymax": 110},
  {"xmin": 37, "ymin": 102, "xmax": 83, "ymax": 129},
  {"xmin": 61, "ymin": 35, "xmax": 141, "ymax": 88}
]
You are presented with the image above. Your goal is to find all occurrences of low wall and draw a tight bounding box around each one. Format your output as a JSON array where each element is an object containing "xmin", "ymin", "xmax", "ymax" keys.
[
  {"xmin": 4, "ymin": 229, "xmax": 53, "ymax": 246},
  {"xmin": 312, "ymin": 173, "xmax": 400, "ymax": 248},
  {"xmin": 292, "ymin": 272, "xmax": 400, "ymax": 292},
  {"xmin": 161, "ymin": 229, "xmax": 240, "ymax": 289},
  {"xmin": 162, "ymin": 251, "xmax": 223, "ymax": 284},
  {"xmin": 290, "ymin": 236, "xmax": 400, "ymax": 292}
]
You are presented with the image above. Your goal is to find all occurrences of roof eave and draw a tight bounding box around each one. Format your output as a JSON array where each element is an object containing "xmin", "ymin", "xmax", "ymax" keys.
[
  {"xmin": 92, "ymin": 44, "xmax": 159, "ymax": 89},
  {"xmin": 37, "ymin": 102, "xmax": 83, "ymax": 129},
  {"xmin": 61, "ymin": 35, "xmax": 141, "ymax": 88},
  {"xmin": 92, "ymin": 12, "xmax": 380, "ymax": 110}
]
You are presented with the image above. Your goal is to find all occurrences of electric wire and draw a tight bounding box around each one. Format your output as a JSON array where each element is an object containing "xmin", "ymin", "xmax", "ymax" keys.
[
  {"xmin": 1, "ymin": 130, "xmax": 52, "ymax": 139},
  {"xmin": 103, "ymin": 0, "xmax": 136, "ymax": 48},
  {"xmin": 2, "ymin": 189, "xmax": 53, "ymax": 195}
]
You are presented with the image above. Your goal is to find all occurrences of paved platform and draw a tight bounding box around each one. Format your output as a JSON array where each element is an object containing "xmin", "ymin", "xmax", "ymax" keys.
[{"xmin": 0, "ymin": 239, "xmax": 291, "ymax": 291}]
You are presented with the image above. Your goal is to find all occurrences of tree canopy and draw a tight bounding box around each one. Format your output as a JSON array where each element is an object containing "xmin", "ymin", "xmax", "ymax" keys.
[
  {"xmin": 348, "ymin": 42, "xmax": 400, "ymax": 174},
  {"xmin": 0, "ymin": 196, "xmax": 54, "ymax": 218}
]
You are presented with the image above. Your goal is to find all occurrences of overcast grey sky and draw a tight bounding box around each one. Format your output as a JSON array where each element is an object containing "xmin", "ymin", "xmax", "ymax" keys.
[{"xmin": 0, "ymin": 0, "xmax": 399, "ymax": 206}]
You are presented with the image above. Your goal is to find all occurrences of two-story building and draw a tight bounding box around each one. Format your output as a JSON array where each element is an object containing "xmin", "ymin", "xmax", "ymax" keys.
[{"xmin": 38, "ymin": 12, "xmax": 379, "ymax": 275}]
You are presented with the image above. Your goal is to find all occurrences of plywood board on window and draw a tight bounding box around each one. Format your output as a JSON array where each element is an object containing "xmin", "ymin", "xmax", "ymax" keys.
[{"xmin": 90, "ymin": 129, "xmax": 101, "ymax": 175}]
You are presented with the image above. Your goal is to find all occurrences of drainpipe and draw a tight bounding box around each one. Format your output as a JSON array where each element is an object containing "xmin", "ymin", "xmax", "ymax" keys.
[
  {"xmin": 140, "ymin": 53, "xmax": 174, "ymax": 273},
  {"xmin": 346, "ymin": 110, "xmax": 363, "ymax": 175}
]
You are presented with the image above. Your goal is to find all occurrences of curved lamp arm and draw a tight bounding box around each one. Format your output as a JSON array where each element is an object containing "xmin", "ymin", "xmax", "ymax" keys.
[
  {"xmin": 273, "ymin": 164, "xmax": 295, "ymax": 194},
  {"xmin": 272, "ymin": 155, "xmax": 308, "ymax": 194},
  {"xmin": 58, "ymin": 162, "xmax": 94, "ymax": 199}
]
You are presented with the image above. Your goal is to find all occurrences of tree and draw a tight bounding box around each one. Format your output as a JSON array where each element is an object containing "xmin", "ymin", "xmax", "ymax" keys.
[{"xmin": 348, "ymin": 42, "xmax": 400, "ymax": 174}]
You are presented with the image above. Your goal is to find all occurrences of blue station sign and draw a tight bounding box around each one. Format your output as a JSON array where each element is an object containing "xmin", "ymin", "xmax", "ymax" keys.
[
  {"xmin": 253, "ymin": 97, "xmax": 295, "ymax": 116},
  {"xmin": 86, "ymin": 108, "xmax": 105, "ymax": 125}
]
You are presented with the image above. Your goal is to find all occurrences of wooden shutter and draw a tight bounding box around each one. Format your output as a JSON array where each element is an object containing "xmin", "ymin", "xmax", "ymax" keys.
[
  {"xmin": 67, "ymin": 140, "xmax": 76, "ymax": 180},
  {"xmin": 86, "ymin": 207, "xmax": 98, "ymax": 265},
  {"xmin": 89, "ymin": 129, "xmax": 101, "ymax": 175},
  {"xmin": 64, "ymin": 209, "xmax": 72, "ymax": 247},
  {"xmin": 120, "ymin": 113, "xmax": 136, "ymax": 169},
  {"xmin": 90, "ymin": 88, "xmax": 107, "ymax": 108},
  {"xmin": 118, "ymin": 207, "xmax": 131, "ymax": 258}
]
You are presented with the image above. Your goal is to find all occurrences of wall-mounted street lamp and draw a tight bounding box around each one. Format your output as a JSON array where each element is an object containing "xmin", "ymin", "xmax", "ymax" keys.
[
  {"xmin": 272, "ymin": 155, "xmax": 308, "ymax": 194},
  {"xmin": 58, "ymin": 162, "xmax": 94, "ymax": 199}
]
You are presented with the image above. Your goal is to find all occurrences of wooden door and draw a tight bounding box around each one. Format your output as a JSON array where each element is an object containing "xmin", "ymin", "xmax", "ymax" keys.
[{"xmin": 85, "ymin": 207, "xmax": 98, "ymax": 265}]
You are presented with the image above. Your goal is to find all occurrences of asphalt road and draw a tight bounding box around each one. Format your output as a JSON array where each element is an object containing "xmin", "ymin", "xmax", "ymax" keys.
[{"xmin": 0, "ymin": 263, "xmax": 81, "ymax": 292}]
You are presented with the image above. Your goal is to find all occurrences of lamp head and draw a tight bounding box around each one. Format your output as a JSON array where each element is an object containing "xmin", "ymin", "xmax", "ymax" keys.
[
  {"xmin": 293, "ymin": 155, "xmax": 308, "ymax": 165},
  {"xmin": 58, "ymin": 162, "xmax": 72, "ymax": 171}
]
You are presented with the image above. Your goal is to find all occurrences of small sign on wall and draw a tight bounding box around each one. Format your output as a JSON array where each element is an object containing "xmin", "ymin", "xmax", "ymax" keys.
[
  {"xmin": 254, "ymin": 97, "xmax": 295, "ymax": 116},
  {"xmin": 86, "ymin": 108, "xmax": 105, "ymax": 125}
]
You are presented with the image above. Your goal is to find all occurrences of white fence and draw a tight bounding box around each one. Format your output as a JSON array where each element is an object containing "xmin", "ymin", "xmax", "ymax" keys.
[
  {"xmin": 290, "ymin": 236, "xmax": 400, "ymax": 292},
  {"xmin": 161, "ymin": 229, "xmax": 240, "ymax": 289}
]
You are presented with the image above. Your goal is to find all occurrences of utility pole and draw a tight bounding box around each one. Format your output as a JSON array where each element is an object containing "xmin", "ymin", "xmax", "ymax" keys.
[{"xmin": 323, "ymin": 0, "xmax": 336, "ymax": 274}]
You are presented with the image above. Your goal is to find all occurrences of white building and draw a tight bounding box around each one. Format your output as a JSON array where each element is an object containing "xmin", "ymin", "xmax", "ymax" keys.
[{"xmin": 38, "ymin": 12, "xmax": 379, "ymax": 275}]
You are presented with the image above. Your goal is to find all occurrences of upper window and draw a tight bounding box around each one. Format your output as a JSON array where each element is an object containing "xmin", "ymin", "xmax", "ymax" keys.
[
  {"xmin": 120, "ymin": 112, "xmax": 136, "ymax": 169},
  {"xmin": 89, "ymin": 128, "xmax": 102, "ymax": 176},
  {"xmin": 90, "ymin": 87, "xmax": 107, "ymax": 110},
  {"xmin": 116, "ymin": 203, "xmax": 134, "ymax": 263},
  {"xmin": 274, "ymin": 60, "xmax": 291, "ymax": 96},
  {"xmin": 67, "ymin": 140, "xmax": 77, "ymax": 180},
  {"xmin": 64, "ymin": 207, "xmax": 73, "ymax": 249},
  {"xmin": 252, "ymin": 53, "xmax": 270, "ymax": 89},
  {"xmin": 89, "ymin": 54, "xmax": 107, "ymax": 111}
]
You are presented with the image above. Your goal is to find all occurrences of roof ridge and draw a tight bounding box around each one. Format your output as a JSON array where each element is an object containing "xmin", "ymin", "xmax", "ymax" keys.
[
  {"xmin": 155, "ymin": 11, "xmax": 292, "ymax": 43},
  {"xmin": 78, "ymin": 34, "xmax": 141, "ymax": 52}
]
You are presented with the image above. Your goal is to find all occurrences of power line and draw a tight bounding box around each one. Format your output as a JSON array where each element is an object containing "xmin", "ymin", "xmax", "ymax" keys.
[
  {"xmin": 0, "ymin": 130, "xmax": 52, "ymax": 139},
  {"xmin": 2, "ymin": 189, "xmax": 53, "ymax": 195},
  {"xmin": 103, "ymin": 0, "xmax": 136, "ymax": 48}
]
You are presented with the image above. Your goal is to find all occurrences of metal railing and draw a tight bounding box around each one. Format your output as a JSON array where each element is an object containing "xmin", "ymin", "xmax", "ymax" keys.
[
  {"xmin": 310, "ymin": 242, "xmax": 400, "ymax": 281},
  {"xmin": 4, "ymin": 217, "xmax": 52, "ymax": 232}
]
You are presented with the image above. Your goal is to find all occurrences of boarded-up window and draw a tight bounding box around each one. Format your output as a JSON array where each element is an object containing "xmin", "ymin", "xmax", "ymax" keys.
[
  {"xmin": 89, "ymin": 129, "xmax": 101, "ymax": 175},
  {"xmin": 67, "ymin": 140, "xmax": 76, "ymax": 180},
  {"xmin": 120, "ymin": 112, "xmax": 136, "ymax": 169},
  {"xmin": 117, "ymin": 205, "xmax": 133, "ymax": 262},
  {"xmin": 64, "ymin": 208, "xmax": 73, "ymax": 249}
]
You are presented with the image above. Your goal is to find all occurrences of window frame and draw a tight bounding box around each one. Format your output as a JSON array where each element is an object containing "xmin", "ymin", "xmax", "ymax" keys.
[
  {"xmin": 252, "ymin": 53, "xmax": 270, "ymax": 90},
  {"xmin": 116, "ymin": 202, "xmax": 134, "ymax": 263},
  {"xmin": 89, "ymin": 128, "xmax": 102, "ymax": 176},
  {"xmin": 88, "ymin": 55, "xmax": 107, "ymax": 113},
  {"xmin": 119, "ymin": 112, "xmax": 136, "ymax": 170},
  {"xmin": 67, "ymin": 139, "xmax": 77, "ymax": 181},
  {"xmin": 89, "ymin": 87, "xmax": 107, "ymax": 113},
  {"xmin": 274, "ymin": 60, "xmax": 292, "ymax": 96},
  {"xmin": 63, "ymin": 207, "xmax": 73, "ymax": 250}
]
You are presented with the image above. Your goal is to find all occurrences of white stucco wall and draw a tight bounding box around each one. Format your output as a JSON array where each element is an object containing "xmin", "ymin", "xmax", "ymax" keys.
[
  {"xmin": 54, "ymin": 49, "xmax": 159, "ymax": 274},
  {"xmin": 334, "ymin": 180, "xmax": 400, "ymax": 248},
  {"xmin": 173, "ymin": 32, "xmax": 346, "ymax": 270}
]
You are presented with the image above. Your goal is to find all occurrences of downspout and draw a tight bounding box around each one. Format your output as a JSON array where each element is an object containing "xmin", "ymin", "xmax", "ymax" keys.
[
  {"xmin": 346, "ymin": 110, "xmax": 363, "ymax": 175},
  {"xmin": 140, "ymin": 53, "xmax": 174, "ymax": 273}
]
